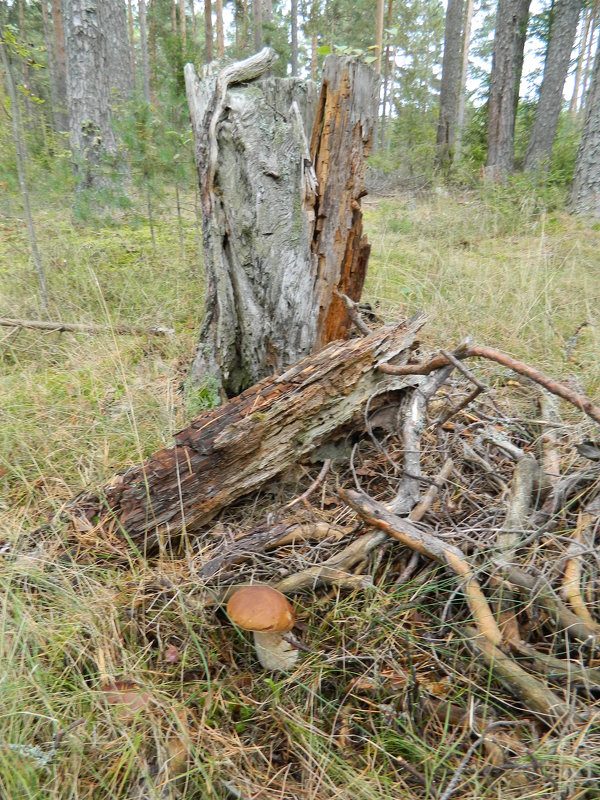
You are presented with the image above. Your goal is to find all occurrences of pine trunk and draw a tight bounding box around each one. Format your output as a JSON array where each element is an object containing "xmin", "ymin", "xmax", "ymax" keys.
[
  {"xmin": 205, "ymin": 0, "xmax": 214, "ymax": 62},
  {"xmin": 103, "ymin": 0, "xmax": 133, "ymax": 101},
  {"xmin": 570, "ymin": 7, "xmax": 591, "ymax": 114},
  {"xmin": 51, "ymin": 0, "xmax": 69, "ymax": 125},
  {"xmin": 291, "ymin": 0, "xmax": 298, "ymax": 75},
  {"xmin": 570, "ymin": 46, "xmax": 600, "ymax": 215},
  {"xmin": 454, "ymin": 0, "xmax": 474, "ymax": 162},
  {"xmin": 184, "ymin": 53, "xmax": 378, "ymax": 396},
  {"xmin": 63, "ymin": 0, "xmax": 116, "ymax": 189},
  {"xmin": 253, "ymin": 0, "xmax": 263, "ymax": 51},
  {"xmin": 485, "ymin": 0, "xmax": 532, "ymax": 179},
  {"xmin": 524, "ymin": 0, "xmax": 581, "ymax": 173},
  {"xmin": 436, "ymin": 0, "xmax": 466, "ymax": 167},
  {"xmin": 139, "ymin": 0, "xmax": 151, "ymax": 103},
  {"xmin": 62, "ymin": 316, "xmax": 425, "ymax": 554},
  {"xmin": 216, "ymin": 0, "xmax": 225, "ymax": 56}
]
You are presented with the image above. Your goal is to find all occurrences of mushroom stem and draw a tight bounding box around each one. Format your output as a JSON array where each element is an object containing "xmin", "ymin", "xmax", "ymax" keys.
[{"xmin": 253, "ymin": 631, "xmax": 299, "ymax": 671}]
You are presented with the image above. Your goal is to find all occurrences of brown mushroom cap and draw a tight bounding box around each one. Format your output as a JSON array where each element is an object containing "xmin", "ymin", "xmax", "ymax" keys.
[{"xmin": 226, "ymin": 585, "xmax": 295, "ymax": 633}]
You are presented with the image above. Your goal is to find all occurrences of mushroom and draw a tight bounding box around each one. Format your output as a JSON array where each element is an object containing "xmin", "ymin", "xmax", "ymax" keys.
[{"xmin": 226, "ymin": 585, "xmax": 299, "ymax": 671}]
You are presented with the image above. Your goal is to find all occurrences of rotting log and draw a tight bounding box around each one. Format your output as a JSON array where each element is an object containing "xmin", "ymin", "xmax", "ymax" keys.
[
  {"xmin": 184, "ymin": 50, "xmax": 379, "ymax": 396},
  {"xmin": 62, "ymin": 315, "xmax": 426, "ymax": 555}
]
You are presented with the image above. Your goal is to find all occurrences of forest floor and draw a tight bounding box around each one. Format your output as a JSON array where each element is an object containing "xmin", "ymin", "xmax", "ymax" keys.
[{"xmin": 0, "ymin": 187, "xmax": 599, "ymax": 799}]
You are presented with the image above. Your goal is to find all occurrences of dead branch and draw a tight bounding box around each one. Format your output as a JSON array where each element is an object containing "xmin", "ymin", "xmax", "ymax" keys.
[
  {"xmin": 0, "ymin": 317, "xmax": 174, "ymax": 336},
  {"xmin": 334, "ymin": 291, "xmax": 372, "ymax": 336},
  {"xmin": 498, "ymin": 455, "xmax": 539, "ymax": 552},
  {"xmin": 338, "ymin": 487, "xmax": 503, "ymax": 645},
  {"xmin": 562, "ymin": 499, "xmax": 600, "ymax": 627},
  {"xmin": 378, "ymin": 344, "xmax": 600, "ymax": 426},
  {"xmin": 464, "ymin": 628, "xmax": 582, "ymax": 724},
  {"xmin": 493, "ymin": 559, "xmax": 600, "ymax": 643}
]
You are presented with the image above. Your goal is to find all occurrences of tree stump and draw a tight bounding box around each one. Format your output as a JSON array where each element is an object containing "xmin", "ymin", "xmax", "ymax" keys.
[{"xmin": 184, "ymin": 50, "xmax": 379, "ymax": 396}]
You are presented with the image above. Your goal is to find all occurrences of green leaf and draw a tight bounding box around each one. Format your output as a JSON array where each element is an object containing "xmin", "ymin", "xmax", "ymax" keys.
[{"xmin": 317, "ymin": 45, "xmax": 331, "ymax": 56}]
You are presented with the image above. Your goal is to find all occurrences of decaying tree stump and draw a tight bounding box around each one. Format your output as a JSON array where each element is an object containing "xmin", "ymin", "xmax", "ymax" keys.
[
  {"xmin": 63, "ymin": 315, "xmax": 425, "ymax": 554},
  {"xmin": 184, "ymin": 49, "xmax": 379, "ymax": 396}
]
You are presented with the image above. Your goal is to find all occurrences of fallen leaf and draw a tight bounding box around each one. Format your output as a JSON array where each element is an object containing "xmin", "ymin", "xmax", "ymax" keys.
[{"xmin": 101, "ymin": 680, "xmax": 154, "ymax": 722}]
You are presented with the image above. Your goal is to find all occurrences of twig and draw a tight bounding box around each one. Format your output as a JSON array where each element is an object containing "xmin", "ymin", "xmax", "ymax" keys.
[
  {"xmin": 562, "ymin": 499, "xmax": 600, "ymax": 627},
  {"xmin": 498, "ymin": 455, "xmax": 539, "ymax": 551},
  {"xmin": 464, "ymin": 627, "xmax": 583, "ymax": 724},
  {"xmin": 389, "ymin": 364, "xmax": 456, "ymax": 514},
  {"xmin": 338, "ymin": 487, "xmax": 503, "ymax": 645},
  {"xmin": 284, "ymin": 460, "xmax": 331, "ymax": 511},
  {"xmin": 493, "ymin": 559, "xmax": 600, "ymax": 643},
  {"xmin": 379, "ymin": 344, "xmax": 600, "ymax": 426},
  {"xmin": 334, "ymin": 291, "xmax": 372, "ymax": 336},
  {"xmin": 0, "ymin": 317, "xmax": 174, "ymax": 337}
]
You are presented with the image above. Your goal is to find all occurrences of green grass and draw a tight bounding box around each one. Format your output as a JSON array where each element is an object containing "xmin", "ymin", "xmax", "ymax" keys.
[{"xmin": 1, "ymin": 186, "xmax": 599, "ymax": 798}]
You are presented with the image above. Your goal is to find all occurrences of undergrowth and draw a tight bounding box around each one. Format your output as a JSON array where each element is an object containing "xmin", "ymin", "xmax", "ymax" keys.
[{"xmin": 1, "ymin": 186, "xmax": 599, "ymax": 798}]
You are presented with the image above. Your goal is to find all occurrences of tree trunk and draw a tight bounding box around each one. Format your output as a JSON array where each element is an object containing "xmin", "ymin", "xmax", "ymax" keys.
[
  {"xmin": 139, "ymin": 0, "xmax": 151, "ymax": 103},
  {"xmin": 570, "ymin": 45, "xmax": 600, "ymax": 215},
  {"xmin": 103, "ymin": 0, "xmax": 134, "ymax": 101},
  {"xmin": 580, "ymin": 0, "xmax": 599, "ymax": 110},
  {"xmin": 570, "ymin": 7, "xmax": 591, "ymax": 114},
  {"xmin": 216, "ymin": 0, "xmax": 225, "ymax": 56},
  {"xmin": 18, "ymin": 0, "xmax": 32, "ymax": 126},
  {"xmin": 454, "ymin": 0, "xmax": 474, "ymax": 162},
  {"xmin": 63, "ymin": 0, "xmax": 116, "ymax": 189},
  {"xmin": 436, "ymin": 0, "xmax": 465, "ymax": 167},
  {"xmin": 184, "ymin": 52, "xmax": 379, "ymax": 395},
  {"xmin": 171, "ymin": 0, "xmax": 177, "ymax": 33},
  {"xmin": 0, "ymin": 35, "xmax": 47, "ymax": 308},
  {"xmin": 290, "ymin": 0, "xmax": 298, "ymax": 75},
  {"xmin": 61, "ymin": 316, "xmax": 426, "ymax": 554},
  {"xmin": 127, "ymin": 0, "xmax": 137, "ymax": 90},
  {"xmin": 41, "ymin": 0, "xmax": 62, "ymax": 133},
  {"xmin": 524, "ymin": 0, "xmax": 581, "ymax": 173},
  {"xmin": 379, "ymin": 0, "xmax": 394, "ymax": 150},
  {"xmin": 253, "ymin": 0, "xmax": 263, "ymax": 51},
  {"xmin": 485, "ymin": 0, "xmax": 532, "ymax": 179},
  {"xmin": 205, "ymin": 0, "xmax": 214, "ymax": 63},
  {"xmin": 179, "ymin": 0, "xmax": 186, "ymax": 46},
  {"xmin": 50, "ymin": 0, "xmax": 68, "ymax": 130},
  {"xmin": 375, "ymin": 0, "xmax": 385, "ymax": 73}
]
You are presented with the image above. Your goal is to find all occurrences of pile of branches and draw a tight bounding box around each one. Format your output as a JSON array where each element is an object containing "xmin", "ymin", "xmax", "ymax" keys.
[{"xmin": 37, "ymin": 312, "xmax": 600, "ymax": 797}]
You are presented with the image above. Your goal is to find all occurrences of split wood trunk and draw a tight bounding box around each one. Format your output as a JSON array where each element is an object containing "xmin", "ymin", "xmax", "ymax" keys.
[
  {"xmin": 62, "ymin": 316, "xmax": 425, "ymax": 555},
  {"xmin": 184, "ymin": 50, "xmax": 379, "ymax": 396}
]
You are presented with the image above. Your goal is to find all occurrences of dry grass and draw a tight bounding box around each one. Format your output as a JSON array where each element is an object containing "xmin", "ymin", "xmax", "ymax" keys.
[{"xmin": 1, "ymin": 188, "xmax": 600, "ymax": 799}]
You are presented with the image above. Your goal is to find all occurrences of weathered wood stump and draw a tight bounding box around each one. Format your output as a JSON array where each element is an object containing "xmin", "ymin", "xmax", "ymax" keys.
[
  {"xmin": 63, "ymin": 316, "xmax": 425, "ymax": 555},
  {"xmin": 184, "ymin": 50, "xmax": 379, "ymax": 396}
]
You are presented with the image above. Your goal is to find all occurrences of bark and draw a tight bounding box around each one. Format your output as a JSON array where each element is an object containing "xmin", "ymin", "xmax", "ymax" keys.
[
  {"xmin": 64, "ymin": 0, "xmax": 115, "ymax": 188},
  {"xmin": 486, "ymin": 0, "xmax": 532, "ymax": 179},
  {"xmin": 41, "ymin": 0, "xmax": 64, "ymax": 133},
  {"xmin": 291, "ymin": 0, "xmax": 298, "ymax": 75},
  {"xmin": 51, "ymin": 0, "xmax": 69, "ymax": 126},
  {"xmin": 454, "ymin": 0, "xmax": 474, "ymax": 162},
  {"xmin": 103, "ymin": 0, "xmax": 134, "ymax": 101},
  {"xmin": 310, "ymin": 56, "xmax": 380, "ymax": 349},
  {"xmin": 570, "ymin": 45, "xmax": 600, "ymax": 216},
  {"xmin": 179, "ymin": 0, "xmax": 186, "ymax": 46},
  {"xmin": 171, "ymin": 0, "xmax": 177, "ymax": 33},
  {"xmin": 0, "ymin": 35, "xmax": 47, "ymax": 308},
  {"xmin": 253, "ymin": 0, "xmax": 263, "ymax": 51},
  {"xmin": 62, "ymin": 316, "xmax": 426, "ymax": 554},
  {"xmin": 205, "ymin": 0, "xmax": 214, "ymax": 63},
  {"xmin": 127, "ymin": 0, "xmax": 137, "ymax": 90},
  {"xmin": 570, "ymin": 6, "xmax": 591, "ymax": 114},
  {"xmin": 139, "ymin": 0, "xmax": 151, "ymax": 103},
  {"xmin": 216, "ymin": 0, "xmax": 225, "ymax": 57},
  {"xmin": 379, "ymin": 0, "xmax": 394, "ymax": 149},
  {"xmin": 185, "ymin": 52, "xmax": 379, "ymax": 395},
  {"xmin": 580, "ymin": 0, "xmax": 599, "ymax": 109},
  {"xmin": 436, "ymin": 0, "xmax": 466, "ymax": 167},
  {"xmin": 524, "ymin": 0, "xmax": 581, "ymax": 173},
  {"xmin": 376, "ymin": 0, "xmax": 384, "ymax": 73}
]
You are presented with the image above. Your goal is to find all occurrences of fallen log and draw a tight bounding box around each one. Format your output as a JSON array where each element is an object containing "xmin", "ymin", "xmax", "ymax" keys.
[{"xmin": 62, "ymin": 316, "xmax": 426, "ymax": 555}]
